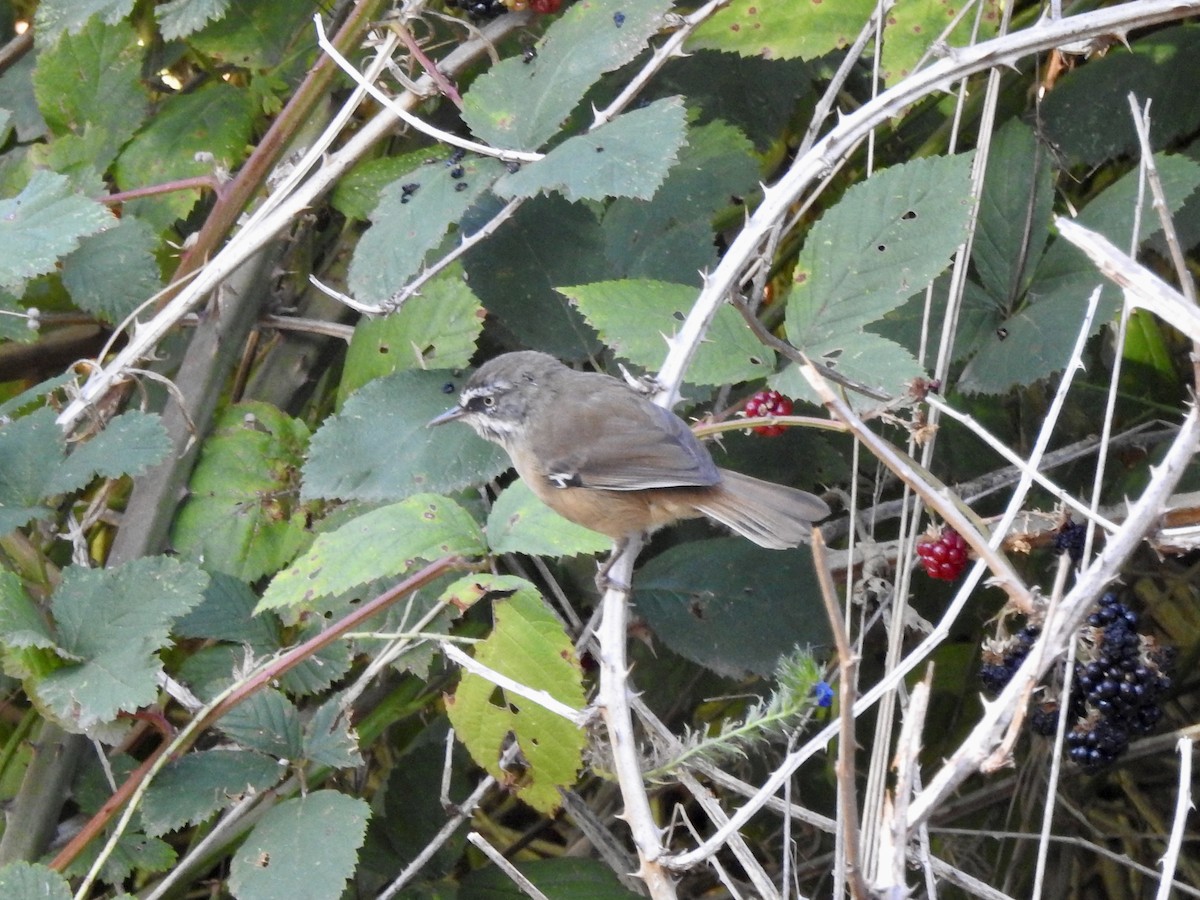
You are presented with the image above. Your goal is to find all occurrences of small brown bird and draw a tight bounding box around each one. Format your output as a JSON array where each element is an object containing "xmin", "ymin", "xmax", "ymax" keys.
[{"xmin": 429, "ymin": 351, "xmax": 829, "ymax": 563}]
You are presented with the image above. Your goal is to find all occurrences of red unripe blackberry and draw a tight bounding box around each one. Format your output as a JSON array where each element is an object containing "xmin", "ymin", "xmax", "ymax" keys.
[
  {"xmin": 916, "ymin": 527, "xmax": 969, "ymax": 580},
  {"xmin": 744, "ymin": 389, "xmax": 793, "ymax": 437},
  {"xmin": 530, "ymin": 0, "xmax": 561, "ymax": 11}
]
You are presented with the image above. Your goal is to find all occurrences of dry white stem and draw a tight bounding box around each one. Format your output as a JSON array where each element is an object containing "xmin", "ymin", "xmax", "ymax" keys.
[
  {"xmin": 594, "ymin": 538, "xmax": 677, "ymax": 899},
  {"xmin": 1054, "ymin": 217, "xmax": 1200, "ymax": 343},
  {"xmin": 440, "ymin": 642, "xmax": 588, "ymax": 725},
  {"xmin": 924, "ymin": 393, "xmax": 1119, "ymax": 534},
  {"xmin": 875, "ymin": 673, "xmax": 931, "ymax": 893},
  {"xmin": 677, "ymin": 770, "xmax": 778, "ymax": 899},
  {"xmin": 467, "ymin": 832, "xmax": 551, "ymax": 899},
  {"xmin": 1155, "ymin": 738, "xmax": 1194, "ymax": 900},
  {"xmin": 314, "ymin": 15, "xmax": 540, "ymax": 164}
]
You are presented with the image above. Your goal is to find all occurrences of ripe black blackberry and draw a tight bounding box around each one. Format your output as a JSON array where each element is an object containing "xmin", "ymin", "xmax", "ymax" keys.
[
  {"xmin": 445, "ymin": 0, "xmax": 508, "ymax": 20},
  {"xmin": 1054, "ymin": 520, "xmax": 1086, "ymax": 564},
  {"xmin": 978, "ymin": 625, "xmax": 1040, "ymax": 696}
]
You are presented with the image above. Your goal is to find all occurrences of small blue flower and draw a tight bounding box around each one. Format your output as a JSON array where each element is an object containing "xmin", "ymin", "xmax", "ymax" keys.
[{"xmin": 812, "ymin": 681, "xmax": 834, "ymax": 708}]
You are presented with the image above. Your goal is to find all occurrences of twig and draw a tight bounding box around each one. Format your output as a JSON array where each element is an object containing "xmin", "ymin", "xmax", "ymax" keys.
[
  {"xmin": 467, "ymin": 832, "xmax": 551, "ymax": 900},
  {"xmin": 315, "ymin": 14, "xmax": 540, "ymax": 163},
  {"xmin": 593, "ymin": 538, "xmax": 677, "ymax": 899},
  {"xmin": 880, "ymin": 671, "xmax": 931, "ymax": 894},
  {"xmin": 440, "ymin": 642, "xmax": 589, "ymax": 725},
  {"xmin": 1154, "ymin": 737, "xmax": 1194, "ymax": 900},
  {"xmin": 812, "ymin": 530, "xmax": 868, "ymax": 899},
  {"xmin": 386, "ymin": 17, "xmax": 464, "ymax": 108}
]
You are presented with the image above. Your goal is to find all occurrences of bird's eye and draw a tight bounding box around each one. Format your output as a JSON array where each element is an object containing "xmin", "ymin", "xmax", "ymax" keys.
[{"xmin": 482, "ymin": 396, "xmax": 496, "ymax": 408}]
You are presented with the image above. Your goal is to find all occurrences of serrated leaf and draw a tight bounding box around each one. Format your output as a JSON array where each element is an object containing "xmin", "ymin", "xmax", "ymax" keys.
[
  {"xmin": 230, "ymin": 792, "xmax": 369, "ymax": 900},
  {"xmin": 0, "ymin": 571, "xmax": 56, "ymax": 652},
  {"xmin": 881, "ymin": 0, "xmax": 1001, "ymax": 85},
  {"xmin": 348, "ymin": 157, "xmax": 504, "ymax": 305},
  {"xmin": 635, "ymin": 538, "xmax": 827, "ymax": 678},
  {"xmin": 495, "ymin": 98, "xmax": 686, "ymax": 202},
  {"xmin": 959, "ymin": 153, "xmax": 1200, "ymax": 394},
  {"xmin": 447, "ymin": 579, "xmax": 585, "ymax": 813},
  {"xmin": 561, "ymin": 278, "xmax": 772, "ymax": 385},
  {"xmin": 37, "ymin": 558, "xmax": 208, "ymax": 733},
  {"xmin": 0, "ymin": 407, "xmax": 62, "ymax": 532},
  {"xmin": 689, "ymin": 0, "xmax": 876, "ymax": 60},
  {"xmin": 1041, "ymin": 25, "xmax": 1200, "ymax": 167},
  {"xmin": 0, "ymin": 862, "xmax": 72, "ymax": 900},
  {"xmin": 258, "ymin": 495, "xmax": 485, "ymax": 612},
  {"xmin": 141, "ymin": 749, "xmax": 282, "ymax": 836},
  {"xmin": 32, "ymin": 16, "xmax": 148, "ymax": 167},
  {"xmin": 601, "ymin": 119, "xmax": 760, "ymax": 281},
  {"xmin": 464, "ymin": 194, "xmax": 605, "ymax": 360},
  {"xmin": 46, "ymin": 409, "xmax": 171, "ymax": 495},
  {"xmin": 156, "ymin": 0, "xmax": 231, "ymax": 40},
  {"xmin": 114, "ymin": 82, "xmax": 255, "ymax": 229},
  {"xmin": 785, "ymin": 153, "xmax": 973, "ymax": 397},
  {"xmin": 462, "ymin": 0, "xmax": 672, "ymax": 152},
  {"xmin": 772, "ymin": 330, "xmax": 923, "ymax": 404},
  {"xmin": 303, "ymin": 696, "xmax": 363, "ymax": 768},
  {"xmin": 971, "ymin": 120, "xmax": 1055, "ymax": 310},
  {"xmin": 64, "ymin": 830, "xmax": 175, "ymax": 885},
  {"xmin": 338, "ymin": 268, "xmax": 484, "ymax": 403},
  {"xmin": 0, "ymin": 169, "xmax": 115, "ymax": 292},
  {"xmin": 185, "ymin": 0, "xmax": 312, "ymax": 69},
  {"xmin": 0, "ymin": 55, "xmax": 47, "ymax": 143},
  {"xmin": 34, "ymin": 1, "xmax": 135, "ymax": 43},
  {"xmin": 486, "ymin": 480, "xmax": 611, "ymax": 558},
  {"xmin": 61, "ymin": 215, "xmax": 162, "ymax": 322},
  {"xmin": 171, "ymin": 402, "xmax": 311, "ymax": 582},
  {"xmin": 219, "ymin": 689, "xmax": 304, "ymax": 758},
  {"xmin": 331, "ymin": 148, "xmax": 444, "ymax": 221},
  {"xmin": 304, "ymin": 369, "xmax": 507, "ymax": 503}
]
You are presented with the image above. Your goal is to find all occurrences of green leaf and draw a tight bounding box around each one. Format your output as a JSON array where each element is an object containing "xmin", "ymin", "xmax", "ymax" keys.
[
  {"xmin": 562, "ymin": 278, "xmax": 772, "ymax": 385},
  {"xmin": 331, "ymin": 148, "xmax": 442, "ymax": 221},
  {"xmin": 462, "ymin": 0, "xmax": 672, "ymax": 152},
  {"xmin": 495, "ymin": 98, "xmax": 687, "ymax": 202},
  {"xmin": 0, "ymin": 169, "xmax": 115, "ymax": 292},
  {"xmin": 447, "ymin": 578, "xmax": 585, "ymax": 814},
  {"xmin": 114, "ymin": 82, "xmax": 256, "ymax": 229},
  {"xmin": 141, "ymin": 749, "xmax": 283, "ymax": 836},
  {"xmin": 689, "ymin": 0, "xmax": 876, "ymax": 60},
  {"xmin": 1041, "ymin": 25, "xmax": 1200, "ymax": 167},
  {"xmin": 0, "ymin": 407, "xmax": 61, "ymax": 534},
  {"xmin": 881, "ymin": 0, "xmax": 1001, "ymax": 86},
  {"xmin": 37, "ymin": 558, "xmax": 208, "ymax": 733},
  {"xmin": 171, "ymin": 402, "xmax": 311, "ymax": 582},
  {"xmin": 601, "ymin": 119, "xmax": 760, "ymax": 281},
  {"xmin": 304, "ymin": 369, "xmax": 507, "ymax": 503},
  {"xmin": 0, "ymin": 570, "xmax": 56, "ymax": 652},
  {"xmin": 0, "ymin": 862, "xmax": 72, "ymax": 900},
  {"xmin": 959, "ymin": 153, "xmax": 1200, "ymax": 393},
  {"xmin": 34, "ymin": 2, "xmax": 135, "ymax": 43},
  {"xmin": 464, "ymin": 194, "xmax": 605, "ymax": 360},
  {"xmin": 303, "ymin": 696, "xmax": 363, "ymax": 768},
  {"xmin": 219, "ymin": 689, "xmax": 304, "ymax": 758},
  {"xmin": 32, "ymin": 15, "xmax": 148, "ymax": 168},
  {"xmin": 486, "ymin": 479, "xmax": 611, "ymax": 558},
  {"xmin": 61, "ymin": 215, "xmax": 162, "ymax": 323},
  {"xmin": 230, "ymin": 792, "xmax": 369, "ymax": 900},
  {"xmin": 635, "ymin": 538, "xmax": 827, "ymax": 678},
  {"xmin": 338, "ymin": 268, "xmax": 484, "ymax": 403},
  {"xmin": 46, "ymin": 409, "xmax": 172, "ymax": 496},
  {"xmin": 347, "ymin": 157, "xmax": 504, "ymax": 305},
  {"xmin": 784, "ymin": 153, "xmax": 974, "ymax": 397},
  {"xmin": 970, "ymin": 120, "xmax": 1055, "ymax": 311},
  {"xmin": 185, "ymin": 0, "xmax": 313, "ymax": 69},
  {"xmin": 0, "ymin": 55, "xmax": 47, "ymax": 143},
  {"xmin": 156, "ymin": 0, "xmax": 231, "ymax": 41},
  {"xmin": 258, "ymin": 495, "xmax": 485, "ymax": 612}
]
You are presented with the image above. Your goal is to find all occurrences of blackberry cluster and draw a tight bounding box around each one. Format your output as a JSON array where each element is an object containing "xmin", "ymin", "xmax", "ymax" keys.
[
  {"xmin": 978, "ymin": 625, "xmax": 1040, "ymax": 695},
  {"xmin": 978, "ymin": 593, "xmax": 1172, "ymax": 773},
  {"xmin": 444, "ymin": 0, "xmax": 509, "ymax": 20},
  {"xmin": 1054, "ymin": 520, "xmax": 1086, "ymax": 564}
]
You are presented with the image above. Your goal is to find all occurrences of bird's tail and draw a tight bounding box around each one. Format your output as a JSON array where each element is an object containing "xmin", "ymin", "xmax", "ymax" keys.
[{"xmin": 694, "ymin": 469, "xmax": 830, "ymax": 549}]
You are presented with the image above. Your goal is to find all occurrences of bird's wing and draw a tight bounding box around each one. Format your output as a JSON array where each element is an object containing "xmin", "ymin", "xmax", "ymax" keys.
[{"xmin": 543, "ymin": 400, "xmax": 720, "ymax": 490}]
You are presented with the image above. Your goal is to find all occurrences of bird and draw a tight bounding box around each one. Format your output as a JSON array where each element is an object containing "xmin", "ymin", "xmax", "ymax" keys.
[{"xmin": 429, "ymin": 351, "xmax": 830, "ymax": 571}]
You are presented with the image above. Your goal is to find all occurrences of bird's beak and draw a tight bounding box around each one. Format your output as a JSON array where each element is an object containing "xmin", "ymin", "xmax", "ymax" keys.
[{"xmin": 428, "ymin": 405, "xmax": 466, "ymax": 427}]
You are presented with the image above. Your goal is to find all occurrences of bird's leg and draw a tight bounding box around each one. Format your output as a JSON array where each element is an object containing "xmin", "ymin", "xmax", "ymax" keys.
[{"xmin": 595, "ymin": 536, "xmax": 635, "ymax": 593}]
